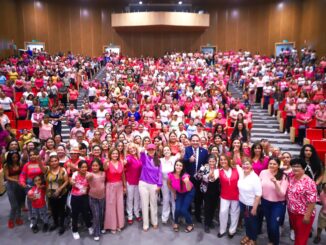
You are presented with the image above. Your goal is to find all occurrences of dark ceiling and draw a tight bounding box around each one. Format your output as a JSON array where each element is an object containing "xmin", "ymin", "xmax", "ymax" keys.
[{"xmin": 55, "ymin": 0, "xmax": 292, "ymax": 5}]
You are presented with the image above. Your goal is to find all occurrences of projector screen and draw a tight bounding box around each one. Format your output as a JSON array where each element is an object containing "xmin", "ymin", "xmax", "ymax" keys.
[
  {"xmin": 201, "ymin": 46, "xmax": 217, "ymax": 54},
  {"xmin": 24, "ymin": 42, "xmax": 45, "ymax": 51},
  {"xmin": 103, "ymin": 45, "xmax": 120, "ymax": 55},
  {"xmin": 275, "ymin": 42, "xmax": 295, "ymax": 57}
]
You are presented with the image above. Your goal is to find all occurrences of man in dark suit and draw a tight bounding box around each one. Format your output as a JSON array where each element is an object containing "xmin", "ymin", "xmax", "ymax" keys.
[{"xmin": 184, "ymin": 134, "xmax": 209, "ymax": 223}]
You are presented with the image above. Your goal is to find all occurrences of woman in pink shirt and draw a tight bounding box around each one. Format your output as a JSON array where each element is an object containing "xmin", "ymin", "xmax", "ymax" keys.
[
  {"xmin": 39, "ymin": 115, "xmax": 54, "ymax": 143},
  {"xmin": 250, "ymin": 142, "xmax": 269, "ymax": 176},
  {"xmin": 16, "ymin": 96, "xmax": 29, "ymax": 120},
  {"xmin": 259, "ymin": 157, "xmax": 288, "ymax": 245},
  {"xmin": 287, "ymin": 158, "xmax": 317, "ymax": 245},
  {"xmin": 125, "ymin": 143, "xmax": 142, "ymax": 224},
  {"xmin": 31, "ymin": 106, "xmax": 44, "ymax": 138},
  {"xmin": 103, "ymin": 148, "xmax": 126, "ymax": 233},
  {"xmin": 296, "ymin": 107, "xmax": 312, "ymax": 145},
  {"xmin": 70, "ymin": 160, "xmax": 93, "ymax": 240},
  {"xmin": 70, "ymin": 120, "xmax": 85, "ymax": 140},
  {"xmin": 167, "ymin": 160, "xmax": 194, "ymax": 233},
  {"xmin": 68, "ymin": 86, "xmax": 79, "ymax": 108},
  {"xmin": 87, "ymin": 159, "xmax": 106, "ymax": 241}
]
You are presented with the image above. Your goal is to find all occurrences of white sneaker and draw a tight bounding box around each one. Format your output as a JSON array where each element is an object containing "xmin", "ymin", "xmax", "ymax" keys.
[
  {"xmin": 88, "ymin": 227, "xmax": 94, "ymax": 235},
  {"xmin": 290, "ymin": 229, "xmax": 295, "ymax": 241},
  {"xmin": 72, "ymin": 232, "xmax": 80, "ymax": 240},
  {"xmin": 94, "ymin": 236, "xmax": 100, "ymax": 241},
  {"xmin": 284, "ymin": 131, "xmax": 288, "ymax": 135},
  {"xmin": 101, "ymin": 229, "xmax": 106, "ymax": 234},
  {"xmin": 30, "ymin": 222, "xmax": 33, "ymax": 228}
]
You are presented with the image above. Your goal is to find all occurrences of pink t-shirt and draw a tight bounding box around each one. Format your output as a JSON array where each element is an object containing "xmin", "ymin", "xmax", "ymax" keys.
[
  {"xmin": 259, "ymin": 169, "xmax": 288, "ymax": 202},
  {"xmin": 88, "ymin": 172, "xmax": 106, "ymax": 199},
  {"xmin": 125, "ymin": 155, "xmax": 142, "ymax": 185},
  {"xmin": 39, "ymin": 123, "xmax": 53, "ymax": 140},
  {"xmin": 71, "ymin": 172, "xmax": 89, "ymax": 196},
  {"xmin": 69, "ymin": 89, "xmax": 79, "ymax": 100},
  {"xmin": 168, "ymin": 172, "xmax": 193, "ymax": 193},
  {"xmin": 16, "ymin": 102, "xmax": 28, "ymax": 118},
  {"xmin": 252, "ymin": 156, "xmax": 269, "ymax": 176}
]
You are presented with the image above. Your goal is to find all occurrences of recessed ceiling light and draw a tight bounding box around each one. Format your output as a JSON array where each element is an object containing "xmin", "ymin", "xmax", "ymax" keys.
[
  {"xmin": 178, "ymin": 1, "xmax": 182, "ymax": 5},
  {"xmin": 139, "ymin": 1, "xmax": 143, "ymax": 4}
]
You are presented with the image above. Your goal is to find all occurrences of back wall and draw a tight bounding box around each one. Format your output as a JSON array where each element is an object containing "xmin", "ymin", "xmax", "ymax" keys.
[{"xmin": 0, "ymin": 0, "xmax": 325, "ymax": 58}]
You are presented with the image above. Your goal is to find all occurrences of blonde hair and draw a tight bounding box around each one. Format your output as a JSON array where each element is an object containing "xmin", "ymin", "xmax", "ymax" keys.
[{"xmin": 127, "ymin": 143, "xmax": 140, "ymax": 158}]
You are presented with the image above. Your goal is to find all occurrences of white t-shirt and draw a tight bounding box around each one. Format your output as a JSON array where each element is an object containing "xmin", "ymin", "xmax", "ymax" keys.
[
  {"xmin": 0, "ymin": 97, "xmax": 12, "ymax": 110},
  {"xmin": 237, "ymin": 171, "xmax": 262, "ymax": 206},
  {"xmin": 160, "ymin": 110, "xmax": 170, "ymax": 124},
  {"xmin": 160, "ymin": 156, "xmax": 178, "ymax": 179},
  {"xmin": 96, "ymin": 110, "xmax": 107, "ymax": 125},
  {"xmin": 88, "ymin": 87, "xmax": 97, "ymax": 97}
]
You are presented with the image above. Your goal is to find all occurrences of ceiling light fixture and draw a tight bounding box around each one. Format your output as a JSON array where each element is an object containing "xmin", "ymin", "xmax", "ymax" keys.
[
  {"xmin": 139, "ymin": 1, "xmax": 143, "ymax": 5},
  {"xmin": 178, "ymin": 1, "xmax": 182, "ymax": 5}
]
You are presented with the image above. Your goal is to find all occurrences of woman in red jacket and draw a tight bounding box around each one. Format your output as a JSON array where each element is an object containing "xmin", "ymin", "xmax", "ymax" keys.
[{"xmin": 214, "ymin": 154, "xmax": 242, "ymax": 238}]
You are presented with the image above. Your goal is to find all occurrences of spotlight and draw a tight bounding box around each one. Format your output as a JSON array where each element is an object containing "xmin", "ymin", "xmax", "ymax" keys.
[
  {"xmin": 178, "ymin": 1, "xmax": 182, "ymax": 5},
  {"xmin": 139, "ymin": 1, "xmax": 143, "ymax": 4}
]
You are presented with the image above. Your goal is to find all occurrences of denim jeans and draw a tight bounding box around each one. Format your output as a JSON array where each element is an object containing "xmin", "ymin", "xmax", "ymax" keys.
[
  {"xmin": 174, "ymin": 188, "xmax": 195, "ymax": 225},
  {"xmin": 240, "ymin": 202, "xmax": 259, "ymax": 241},
  {"xmin": 261, "ymin": 198, "xmax": 286, "ymax": 245}
]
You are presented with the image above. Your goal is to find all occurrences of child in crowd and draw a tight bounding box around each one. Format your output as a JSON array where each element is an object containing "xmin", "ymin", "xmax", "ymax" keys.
[
  {"xmin": 70, "ymin": 160, "xmax": 93, "ymax": 240},
  {"xmin": 27, "ymin": 175, "xmax": 49, "ymax": 233},
  {"xmin": 87, "ymin": 159, "xmax": 106, "ymax": 241}
]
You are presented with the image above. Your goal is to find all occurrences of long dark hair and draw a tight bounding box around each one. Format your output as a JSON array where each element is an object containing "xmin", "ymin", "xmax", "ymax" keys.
[
  {"xmin": 91, "ymin": 158, "xmax": 104, "ymax": 171},
  {"xmin": 269, "ymin": 157, "xmax": 284, "ymax": 181},
  {"xmin": 299, "ymin": 144, "xmax": 323, "ymax": 180},
  {"xmin": 231, "ymin": 122, "xmax": 248, "ymax": 142},
  {"xmin": 6, "ymin": 151, "xmax": 21, "ymax": 168},
  {"xmin": 250, "ymin": 141, "xmax": 265, "ymax": 162},
  {"xmin": 153, "ymin": 152, "xmax": 161, "ymax": 167},
  {"xmin": 173, "ymin": 160, "xmax": 186, "ymax": 191}
]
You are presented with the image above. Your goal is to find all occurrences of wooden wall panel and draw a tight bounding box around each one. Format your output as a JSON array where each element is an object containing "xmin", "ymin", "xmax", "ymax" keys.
[
  {"xmin": 1, "ymin": 0, "xmax": 325, "ymax": 58},
  {"xmin": 299, "ymin": 0, "xmax": 326, "ymax": 56},
  {"xmin": 69, "ymin": 6, "xmax": 82, "ymax": 54},
  {"xmin": 0, "ymin": 0, "xmax": 19, "ymax": 57}
]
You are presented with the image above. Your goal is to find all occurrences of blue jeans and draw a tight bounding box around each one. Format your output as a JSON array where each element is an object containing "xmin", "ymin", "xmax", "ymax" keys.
[
  {"xmin": 261, "ymin": 198, "xmax": 286, "ymax": 245},
  {"xmin": 174, "ymin": 188, "xmax": 195, "ymax": 225},
  {"xmin": 240, "ymin": 202, "xmax": 259, "ymax": 241}
]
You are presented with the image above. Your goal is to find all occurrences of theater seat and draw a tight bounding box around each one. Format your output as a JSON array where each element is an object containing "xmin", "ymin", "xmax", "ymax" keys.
[
  {"xmin": 17, "ymin": 120, "xmax": 32, "ymax": 130},
  {"xmin": 290, "ymin": 118, "xmax": 299, "ymax": 143},
  {"xmin": 15, "ymin": 92, "xmax": 23, "ymax": 102},
  {"xmin": 279, "ymin": 111, "xmax": 287, "ymax": 132},
  {"xmin": 303, "ymin": 129, "xmax": 323, "ymax": 145},
  {"xmin": 4, "ymin": 111, "xmax": 15, "ymax": 121},
  {"xmin": 311, "ymin": 140, "xmax": 326, "ymax": 164}
]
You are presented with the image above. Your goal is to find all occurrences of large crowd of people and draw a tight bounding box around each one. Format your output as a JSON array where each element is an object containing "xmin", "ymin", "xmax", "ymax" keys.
[{"xmin": 0, "ymin": 47, "xmax": 325, "ymax": 245}]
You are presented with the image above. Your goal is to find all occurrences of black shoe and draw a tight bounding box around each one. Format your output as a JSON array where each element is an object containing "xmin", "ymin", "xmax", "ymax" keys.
[
  {"xmin": 217, "ymin": 232, "xmax": 226, "ymax": 238},
  {"xmin": 204, "ymin": 225, "xmax": 210, "ymax": 233},
  {"xmin": 58, "ymin": 227, "xmax": 65, "ymax": 235},
  {"xmin": 49, "ymin": 224, "xmax": 58, "ymax": 231},
  {"xmin": 228, "ymin": 232, "xmax": 235, "ymax": 239},
  {"xmin": 42, "ymin": 223, "xmax": 49, "ymax": 232},
  {"xmin": 32, "ymin": 225, "xmax": 39, "ymax": 233}
]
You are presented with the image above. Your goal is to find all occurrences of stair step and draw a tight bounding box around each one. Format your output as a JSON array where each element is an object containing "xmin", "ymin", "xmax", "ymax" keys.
[
  {"xmin": 251, "ymin": 132, "xmax": 290, "ymax": 138},
  {"xmin": 251, "ymin": 128, "xmax": 280, "ymax": 133},
  {"xmin": 252, "ymin": 123, "xmax": 279, "ymax": 129},
  {"xmin": 252, "ymin": 119, "xmax": 278, "ymax": 123}
]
